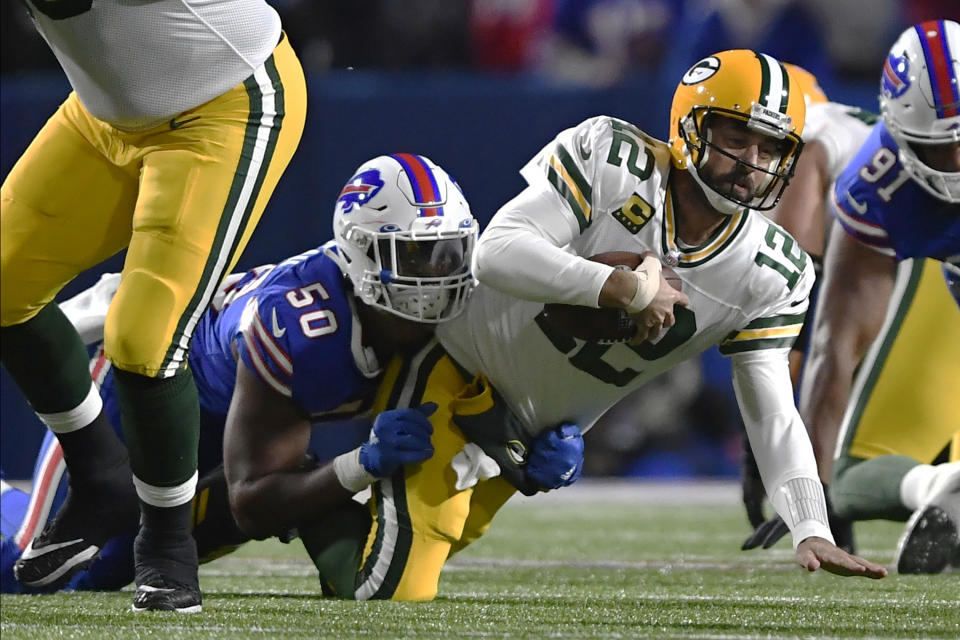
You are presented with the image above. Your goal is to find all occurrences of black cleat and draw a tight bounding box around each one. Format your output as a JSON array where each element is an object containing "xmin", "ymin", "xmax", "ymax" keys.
[
  {"xmin": 895, "ymin": 472, "xmax": 960, "ymax": 575},
  {"xmin": 132, "ymin": 577, "xmax": 202, "ymax": 613},
  {"xmin": 895, "ymin": 505, "xmax": 958, "ymax": 574},
  {"xmin": 13, "ymin": 486, "xmax": 138, "ymax": 590},
  {"xmin": 131, "ymin": 526, "xmax": 201, "ymax": 613}
]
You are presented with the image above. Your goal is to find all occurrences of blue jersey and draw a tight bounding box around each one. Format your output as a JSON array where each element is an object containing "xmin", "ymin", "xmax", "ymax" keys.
[
  {"xmin": 189, "ymin": 242, "xmax": 382, "ymax": 419},
  {"xmin": 831, "ymin": 121, "xmax": 960, "ymax": 262}
]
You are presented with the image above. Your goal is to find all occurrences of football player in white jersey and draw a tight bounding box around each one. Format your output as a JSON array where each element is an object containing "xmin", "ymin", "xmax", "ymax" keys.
[
  {"xmin": 0, "ymin": 1, "xmax": 307, "ymax": 612},
  {"xmin": 739, "ymin": 63, "xmax": 960, "ymax": 560},
  {"xmin": 741, "ymin": 67, "xmax": 873, "ymax": 551},
  {"xmin": 304, "ymin": 50, "xmax": 885, "ymax": 603}
]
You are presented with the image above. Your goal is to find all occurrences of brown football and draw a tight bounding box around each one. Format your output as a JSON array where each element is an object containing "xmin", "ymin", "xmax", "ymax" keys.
[
  {"xmin": 588, "ymin": 251, "xmax": 682, "ymax": 291},
  {"xmin": 538, "ymin": 251, "xmax": 681, "ymax": 343}
]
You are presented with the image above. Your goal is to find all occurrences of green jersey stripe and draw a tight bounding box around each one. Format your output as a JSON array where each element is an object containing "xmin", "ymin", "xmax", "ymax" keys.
[
  {"xmin": 556, "ymin": 143, "xmax": 593, "ymax": 203},
  {"xmin": 744, "ymin": 313, "xmax": 807, "ymax": 330},
  {"xmin": 719, "ymin": 336, "xmax": 798, "ymax": 355},
  {"xmin": 546, "ymin": 164, "xmax": 590, "ymax": 232}
]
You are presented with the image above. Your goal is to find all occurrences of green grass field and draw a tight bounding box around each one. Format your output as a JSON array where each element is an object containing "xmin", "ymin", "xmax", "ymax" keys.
[{"xmin": 2, "ymin": 481, "xmax": 957, "ymax": 639}]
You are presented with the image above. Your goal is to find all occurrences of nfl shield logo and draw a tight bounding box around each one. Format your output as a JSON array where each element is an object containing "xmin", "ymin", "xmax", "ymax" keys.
[
  {"xmin": 881, "ymin": 52, "xmax": 911, "ymax": 99},
  {"xmin": 338, "ymin": 169, "xmax": 384, "ymax": 213}
]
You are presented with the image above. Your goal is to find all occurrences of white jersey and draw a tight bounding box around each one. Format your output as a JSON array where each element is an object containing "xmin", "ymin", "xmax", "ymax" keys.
[
  {"xmin": 441, "ymin": 116, "xmax": 812, "ymax": 433},
  {"xmin": 25, "ymin": 0, "xmax": 281, "ymax": 131},
  {"xmin": 803, "ymin": 102, "xmax": 876, "ymax": 181},
  {"xmin": 438, "ymin": 116, "xmax": 831, "ymax": 546}
]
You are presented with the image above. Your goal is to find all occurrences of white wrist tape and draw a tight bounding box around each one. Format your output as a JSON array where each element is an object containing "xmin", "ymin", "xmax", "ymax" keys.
[
  {"xmin": 333, "ymin": 447, "xmax": 377, "ymax": 494},
  {"xmin": 626, "ymin": 256, "xmax": 662, "ymax": 313}
]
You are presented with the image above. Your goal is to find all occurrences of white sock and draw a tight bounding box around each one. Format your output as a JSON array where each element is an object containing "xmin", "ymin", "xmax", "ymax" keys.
[{"xmin": 900, "ymin": 462, "xmax": 960, "ymax": 510}]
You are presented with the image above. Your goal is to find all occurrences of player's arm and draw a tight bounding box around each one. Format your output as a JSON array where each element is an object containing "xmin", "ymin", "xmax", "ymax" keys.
[
  {"xmin": 222, "ymin": 359, "xmax": 339, "ymax": 539},
  {"xmin": 797, "ymin": 220, "xmax": 895, "ymax": 481},
  {"xmin": 223, "ymin": 296, "xmax": 436, "ymax": 540},
  {"xmin": 476, "ymin": 119, "xmax": 685, "ymax": 327},
  {"xmin": 730, "ymin": 350, "xmax": 886, "ymax": 578},
  {"xmin": 224, "ymin": 360, "xmax": 437, "ymax": 539}
]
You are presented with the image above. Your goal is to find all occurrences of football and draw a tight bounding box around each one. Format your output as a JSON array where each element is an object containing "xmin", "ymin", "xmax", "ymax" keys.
[{"xmin": 539, "ymin": 251, "xmax": 681, "ymax": 343}]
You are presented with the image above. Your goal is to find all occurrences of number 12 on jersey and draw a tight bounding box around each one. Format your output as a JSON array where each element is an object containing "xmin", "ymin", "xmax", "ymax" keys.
[{"xmin": 754, "ymin": 226, "xmax": 807, "ymax": 291}]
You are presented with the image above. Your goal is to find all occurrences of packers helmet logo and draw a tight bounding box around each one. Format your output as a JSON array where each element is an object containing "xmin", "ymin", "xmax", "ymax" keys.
[
  {"xmin": 505, "ymin": 440, "xmax": 528, "ymax": 466},
  {"xmin": 682, "ymin": 56, "xmax": 721, "ymax": 85}
]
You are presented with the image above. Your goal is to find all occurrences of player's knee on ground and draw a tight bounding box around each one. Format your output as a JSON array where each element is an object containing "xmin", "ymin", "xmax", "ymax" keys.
[
  {"xmin": 354, "ymin": 463, "xmax": 474, "ymax": 602},
  {"xmin": 831, "ymin": 453, "xmax": 916, "ymax": 521},
  {"xmin": 300, "ymin": 501, "xmax": 373, "ymax": 598},
  {"xmin": 104, "ymin": 269, "xmax": 181, "ymax": 376}
]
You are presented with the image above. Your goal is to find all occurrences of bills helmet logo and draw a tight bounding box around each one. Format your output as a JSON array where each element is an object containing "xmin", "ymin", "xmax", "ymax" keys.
[
  {"xmin": 338, "ymin": 169, "xmax": 384, "ymax": 213},
  {"xmin": 881, "ymin": 52, "xmax": 911, "ymax": 99}
]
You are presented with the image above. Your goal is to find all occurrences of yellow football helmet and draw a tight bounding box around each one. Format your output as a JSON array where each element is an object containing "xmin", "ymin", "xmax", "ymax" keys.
[
  {"xmin": 783, "ymin": 62, "xmax": 829, "ymax": 106},
  {"xmin": 670, "ymin": 50, "xmax": 806, "ymax": 214}
]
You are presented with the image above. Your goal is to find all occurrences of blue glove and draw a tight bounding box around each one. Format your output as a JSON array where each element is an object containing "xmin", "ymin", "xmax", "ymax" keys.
[
  {"xmin": 525, "ymin": 423, "xmax": 584, "ymax": 491},
  {"xmin": 359, "ymin": 403, "xmax": 437, "ymax": 478}
]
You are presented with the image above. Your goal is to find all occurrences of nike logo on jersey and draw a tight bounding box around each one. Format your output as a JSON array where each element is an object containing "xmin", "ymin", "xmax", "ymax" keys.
[
  {"xmin": 577, "ymin": 131, "xmax": 592, "ymax": 160},
  {"xmin": 169, "ymin": 115, "xmax": 201, "ymax": 130},
  {"xmin": 270, "ymin": 308, "xmax": 286, "ymax": 338}
]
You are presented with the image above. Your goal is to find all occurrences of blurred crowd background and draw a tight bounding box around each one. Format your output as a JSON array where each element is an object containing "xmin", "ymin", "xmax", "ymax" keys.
[
  {"xmin": 2, "ymin": 0, "xmax": 956, "ymax": 481},
  {"xmin": 4, "ymin": 0, "xmax": 954, "ymax": 81}
]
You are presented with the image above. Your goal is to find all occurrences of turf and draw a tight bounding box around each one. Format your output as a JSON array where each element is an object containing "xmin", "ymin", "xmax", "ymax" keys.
[{"xmin": 2, "ymin": 481, "xmax": 957, "ymax": 639}]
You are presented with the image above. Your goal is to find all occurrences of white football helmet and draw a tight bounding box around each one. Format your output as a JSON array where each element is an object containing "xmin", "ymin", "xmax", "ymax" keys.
[
  {"xmin": 329, "ymin": 153, "xmax": 478, "ymax": 323},
  {"xmin": 879, "ymin": 19, "xmax": 960, "ymax": 202}
]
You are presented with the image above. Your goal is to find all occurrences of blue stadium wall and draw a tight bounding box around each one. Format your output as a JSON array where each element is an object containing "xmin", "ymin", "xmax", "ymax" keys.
[{"xmin": 0, "ymin": 71, "xmax": 879, "ymax": 478}]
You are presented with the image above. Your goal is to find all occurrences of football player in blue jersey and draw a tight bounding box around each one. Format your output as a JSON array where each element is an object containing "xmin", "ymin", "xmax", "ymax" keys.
[
  {"xmin": 2, "ymin": 153, "xmax": 490, "ymax": 594},
  {"xmin": 794, "ymin": 20, "xmax": 960, "ymax": 574}
]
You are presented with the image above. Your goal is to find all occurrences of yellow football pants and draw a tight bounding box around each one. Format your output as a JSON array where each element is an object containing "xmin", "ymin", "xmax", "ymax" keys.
[
  {"xmin": 355, "ymin": 342, "xmax": 518, "ymax": 601},
  {"xmin": 837, "ymin": 258, "xmax": 960, "ymax": 465},
  {"xmin": 0, "ymin": 35, "xmax": 306, "ymax": 378}
]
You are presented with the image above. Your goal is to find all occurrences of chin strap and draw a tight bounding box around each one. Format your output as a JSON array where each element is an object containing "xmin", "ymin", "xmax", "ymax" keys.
[
  {"xmin": 680, "ymin": 139, "xmax": 742, "ymax": 216},
  {"xmin": 686, "ymin": 163, "xmax": 744, "ymax": 216}
]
